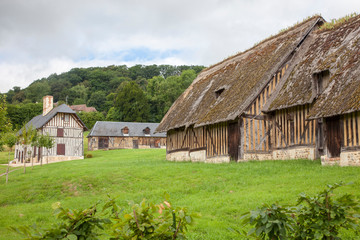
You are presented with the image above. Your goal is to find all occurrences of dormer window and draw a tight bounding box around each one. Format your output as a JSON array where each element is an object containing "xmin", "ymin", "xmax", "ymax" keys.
[
  {"xmin": 122, "ymin": 126, "xmax": 129, "ymax": 136},
  {"xmin": 215, "ymin": 88, "xmax": 225, "ymax": 99},
  {"xmin": 143, "ymin": 127, "xmax": 151, "ymax": 136},
  {"xmin": 313, "ymin": 70, "xmax": 330, "ymax": 97}
]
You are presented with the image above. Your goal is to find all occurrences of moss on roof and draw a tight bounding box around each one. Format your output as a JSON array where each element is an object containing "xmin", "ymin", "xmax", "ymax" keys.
[
  {"xmin": 266, "ymin": 14, "xmax": 360, "ymax": 118},
  {"xmin": 156, "ymin": 16, "xmax": 322, "ymax": 132}
]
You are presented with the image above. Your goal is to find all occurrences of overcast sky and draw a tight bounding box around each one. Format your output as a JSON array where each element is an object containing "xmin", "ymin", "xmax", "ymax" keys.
[{"xmin": 0, "ymin": 0, "xmax": 359, "ymax": 93}]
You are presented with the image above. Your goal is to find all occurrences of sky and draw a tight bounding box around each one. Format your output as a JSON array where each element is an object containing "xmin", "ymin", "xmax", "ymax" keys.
[{"xmin": 0, "ymin": 0, "xmax": 359, "ymax": 93}]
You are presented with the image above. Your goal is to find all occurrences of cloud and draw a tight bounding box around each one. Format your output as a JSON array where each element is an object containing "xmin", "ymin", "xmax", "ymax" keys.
[{"xmin": 0, "ymin": 0, "xmax": 360, "ymax": 92}]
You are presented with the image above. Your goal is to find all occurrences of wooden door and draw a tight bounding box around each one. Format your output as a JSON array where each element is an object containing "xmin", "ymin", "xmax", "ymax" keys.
[
  {"xmin": 326, "ymin": 116, "xmax": 341, "ymax": 157},
  {"xmin": 99, "ymin": 137, "xmax": 109, "ymax": 149},
  {"xmin": 133, "ymin": 139, "xmax": 139, "ymax": 149},
  {"xmin": 228, "ymin": 122, "xmax": 240, "ymax": 161}
]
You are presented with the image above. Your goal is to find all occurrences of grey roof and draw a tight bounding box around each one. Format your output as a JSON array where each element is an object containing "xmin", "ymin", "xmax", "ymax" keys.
[
  {"xmin": 20, "ymin": 104, "xmax": 87, "ymax": 133},
  {"xmin": 88, "ymin": 121, "xmax": 166, "ymax": 137}
]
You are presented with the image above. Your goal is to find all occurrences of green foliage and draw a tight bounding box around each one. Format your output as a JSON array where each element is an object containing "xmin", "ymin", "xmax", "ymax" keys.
[
  {"xmin": 10, "ymin": 202, "xmax": 106, "ymax": 240},
  {"xmin": 241, "ymin": 183, "xmax": 360, "ymax": 239},
  {"xmin": 240, "ymin": 203, "xmax": 294, "ymax": 239},
  {"xmin": 294, "ymin": 182, "xmax": 360, "ymax": 239},
  {"xmin": 11, "ymin": 196, "xmax": 197, "ymax": 240},
  {"xmin": 7, "ymin": 103, "xmax": 42, "ymax": 130},
  {"xmin": 112, "ymin": 81, "xmax": 150, "ymax": 122},
  {"xmin": 4, "ymin": 64, "xmax": 205, "ymax": 123},
  {"xmin": 78, "ymin": 112, "xmax": 105, "ymax": 129},
  {"xmin": 107, "ymin": 197, "xmax": 198, "ymax": 239},
  {"xmin": 320, "ymin": 13, "xmax": 358, "ymax": 31},
  {"xmin": 0, "ymin": 94, "xmax": 12, "ymax": 136}
]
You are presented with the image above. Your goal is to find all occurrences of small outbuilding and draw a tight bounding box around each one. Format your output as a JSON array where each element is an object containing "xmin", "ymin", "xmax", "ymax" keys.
[{"xmin": 87, "ymin": 121, "xmax": 166, "ymax": 150}]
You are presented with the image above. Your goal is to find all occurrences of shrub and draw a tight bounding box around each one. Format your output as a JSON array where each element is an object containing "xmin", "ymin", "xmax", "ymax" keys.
[
  {"xmin": 241, "ymin": 183, "xmax": 360, "ymax": 240},
  {"xmin": 11, "ymin": 195, "xmax": 198, "ymax": 239}
]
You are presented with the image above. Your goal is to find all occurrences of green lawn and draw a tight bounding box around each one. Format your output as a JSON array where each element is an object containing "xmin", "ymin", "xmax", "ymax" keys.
[{"xmin": 1, "ymin": 148, "xmax": 360, "ymax": 239}]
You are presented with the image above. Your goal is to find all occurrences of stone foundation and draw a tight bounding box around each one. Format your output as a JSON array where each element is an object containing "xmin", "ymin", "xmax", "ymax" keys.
[
  {"xmin": 243, "ymin": 147, "xmax": 316, "ymax": 161},
  {"xmin": 189, "ymin": 150, "xmax": 206, "ymax": 162},
  {"xmin": 166, "ymin": 150, "xmax": 229, "ymax": 163},
  {"xmin": 205, "ymin": 155, "xmax": 230, "ymax": 163},
  {"xmin": 321, "ymin": 156, "xmax": 340, "ymax": 166},
  {"xmin": 166, "ymin": 151, "xmax": 190, "ymax": 161},
  {"xmin": 272, "ymin": 147, "xmax": 316, "ymax": 160},
  {"xmin": 243, "ymin": 153, "xmax": 272, "ymax": 161},
  {"xmin": 339, "ymin": 151, "xmax": 360, "ymax": 166}
]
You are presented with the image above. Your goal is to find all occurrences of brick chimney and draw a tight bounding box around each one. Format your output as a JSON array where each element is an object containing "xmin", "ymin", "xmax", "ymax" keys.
[{"xmin": 43, "ymin": 96, "xmax": 53, "ymax": 116}]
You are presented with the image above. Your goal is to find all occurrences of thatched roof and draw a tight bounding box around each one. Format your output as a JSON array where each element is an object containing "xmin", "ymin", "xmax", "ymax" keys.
[
  {"xmin": 156, "ymin": 16, "xmax": 323, "ymax": 132},
  {"xmin": 265, "ymin": 15, "xmax": 360, "ymax": 119}
]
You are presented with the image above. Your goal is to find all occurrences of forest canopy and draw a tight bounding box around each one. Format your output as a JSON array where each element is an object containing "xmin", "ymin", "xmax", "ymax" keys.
[{"xmin": 3, "ymin": 64, "xmax": 205, "ymax": 129}]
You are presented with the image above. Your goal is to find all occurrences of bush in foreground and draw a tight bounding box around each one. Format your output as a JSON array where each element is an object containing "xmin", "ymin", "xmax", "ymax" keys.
[
  {"xmin": 10, "ymin": 195, "xmax": 199, "ymax": 239},
  {"xmin": 240, "ymin": 182, "xmax": 360, "ymax": 239}
]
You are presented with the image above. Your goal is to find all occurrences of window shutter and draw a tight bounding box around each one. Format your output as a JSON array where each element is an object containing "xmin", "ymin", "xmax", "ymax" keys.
[{"xmin": 57, "ymin": 128, "xmax": 64, "ymax": 137}]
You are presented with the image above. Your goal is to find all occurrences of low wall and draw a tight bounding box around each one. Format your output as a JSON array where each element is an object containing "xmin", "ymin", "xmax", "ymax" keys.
[
  {"xmin": 205, "ymin": 155, "xmax": 230, "ymax": 163},
  {"xmin": 273, "ymin": 147, "xmax": 316, "ymax": 160},
  {"xmin": 189, "ymin": 150, "xmax": 206, "ymax": 162},
  {"xmin": 339, "ymin": 151, "xmax": 360, "ymax": 166},
  {"xmin": 166, "ymin": 151, "xmax": 190, "ymax": 161},
  {"xmin": 243, "ymin": 146, "xmax": 316, "ymax": 161}
]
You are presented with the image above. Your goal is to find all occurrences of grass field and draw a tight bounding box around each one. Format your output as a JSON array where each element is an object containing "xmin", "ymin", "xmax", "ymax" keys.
[{"xmin": 1, "ymin": 148, "xmax": 360, "ymax": 239}]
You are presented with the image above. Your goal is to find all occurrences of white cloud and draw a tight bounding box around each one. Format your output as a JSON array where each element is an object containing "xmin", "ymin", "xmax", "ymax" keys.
[{"xmin": 0, "ymin": 0, "xmax": 360, "ymax": 92}]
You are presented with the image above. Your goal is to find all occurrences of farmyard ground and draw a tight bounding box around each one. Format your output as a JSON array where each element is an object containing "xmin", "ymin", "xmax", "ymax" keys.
[{"xmin": 1, "ymin": 148, "xmax": 360, "ymax": 239}]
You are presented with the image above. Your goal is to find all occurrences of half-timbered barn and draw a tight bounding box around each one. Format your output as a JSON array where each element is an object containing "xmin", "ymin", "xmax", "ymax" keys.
[
  {"xmin": 264, "ymin": 14, "xmax": 360, "ymax": 166},
  {"xmin": 14, "ymin": 96, "xmax": 87, "ymax": 163},
  {"xmin": 87, "ymin": 121, "xmax": 166, "ymax": 151},
  {"xmin": 156, "ymin": 14, "xmax": 360, "ymax": 166}
]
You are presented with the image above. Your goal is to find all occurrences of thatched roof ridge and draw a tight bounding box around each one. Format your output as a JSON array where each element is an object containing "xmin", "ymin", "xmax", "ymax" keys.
[
  {"xmin": 265, "ymin": 14, "xmax": 360, "ymax": 118},
  {"xmin": 156, "ymin": 16, "xmax": 322, "ymax": 132}
]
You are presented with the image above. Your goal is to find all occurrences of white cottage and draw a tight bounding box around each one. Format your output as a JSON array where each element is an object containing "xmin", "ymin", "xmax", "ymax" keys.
[{"xmin": 14, "ymin": 96, "xmax": 88, "ymax": 163}]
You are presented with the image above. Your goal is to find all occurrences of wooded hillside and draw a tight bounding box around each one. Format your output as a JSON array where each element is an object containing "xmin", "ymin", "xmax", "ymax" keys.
[{"xmin": 3, "ymin": 64, "xmax": 205, "ymax": 129}]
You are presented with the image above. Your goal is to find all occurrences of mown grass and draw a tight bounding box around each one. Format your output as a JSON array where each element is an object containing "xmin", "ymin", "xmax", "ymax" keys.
[{"xmin": 1, "ymin": 149, "xmax": 360, "ymax": 239}]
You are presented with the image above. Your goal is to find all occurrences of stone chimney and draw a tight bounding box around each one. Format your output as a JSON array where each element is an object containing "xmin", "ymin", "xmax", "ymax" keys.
[{"xmin": 43, "ymin": 95, "xmax": 53, "ymax": 116}]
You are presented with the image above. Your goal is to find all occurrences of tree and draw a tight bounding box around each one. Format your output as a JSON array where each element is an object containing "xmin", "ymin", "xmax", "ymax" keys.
[
  {"xmin": 18, "ymin": 125, "xmax": 36, "ymax": 173},
  {"xmin": 78, "ymin": 112, "xmax": 105, "ymax": 129},
  {"xmin": 87, "ymin": 91, "xmax": 107, "ymax": 112},
  {"xmin": 25, "ymin": 81, "xmax": 50, "ymax": 103},
  {"xmin": 113, "ymin": 82, "xmax": 150, "ymax": 122},
  {"xmin": 37, "ymin": 133, "xmax": 55, "ymax": 165},
  {"xmin": 2, "ymin": 131, "xmax": 17, "ymax": 184},
  {"xmin": 0, "ymin": 94, "xmax": 12, "ymax": 141}
]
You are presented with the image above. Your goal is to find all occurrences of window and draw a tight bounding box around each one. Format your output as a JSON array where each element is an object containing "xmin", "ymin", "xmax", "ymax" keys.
[
  {"xmin": 57, "ymin": 144, "xmax": 65, "ymax": 155},
  {"xmin": 57, "ymin": 128, "xmax": 64, "ymax": 137},
  {"xmin": 215, "ymin": 88, "xmax": 225, "ymax": 98},
  {"xmin": 143, "ymin": 127, "xmax": 151, "ymax": 136},
  {"xmin": 313, "ymin": 70, "xmax": 330, "ymax": 97},
  {"xmin": 122, "ymin": 127, "xmax": 129, "ymax": 136},
  {"xmin": 64, "ymin": 114, "xmax": 70, "ymax": 122}
]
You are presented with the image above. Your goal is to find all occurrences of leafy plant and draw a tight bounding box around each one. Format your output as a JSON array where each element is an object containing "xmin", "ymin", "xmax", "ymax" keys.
[
  {"xmin": 10, "ymin": 195, "xmax": 198, "ymax": 240},
  {"xmin": 106, "ymin": 195, "xmax": 198, "ymax": 239},
  {"xmin": 294, "ymin": 182, "xmax": 360, "ymax": 239},
  {"xmin": 240, "ymin": 203, "xmax": 295, "ymax": 240},
  {"xmin": 241, "ymin": 183, "xmax": 360, "ymax": 240},
  {"xmin": 10, "ymin": 202, "xmax": 107, "ymax": 240}
]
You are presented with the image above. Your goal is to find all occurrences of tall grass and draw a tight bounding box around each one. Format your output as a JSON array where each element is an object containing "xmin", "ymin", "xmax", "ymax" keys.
[{"xmin": 1, "ymin": 149, "xmax": 359, "ymax": 239}]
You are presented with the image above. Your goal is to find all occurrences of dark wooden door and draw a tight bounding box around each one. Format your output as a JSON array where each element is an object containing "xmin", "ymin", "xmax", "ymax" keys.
[
  {"xmin": 228, "ymin": 122, "xmax": 240, "ymax": 161},
  {"xmin": 133, "ymin": 139, "xmax": 139, "ymax": 149},
  {"xmin": 326, "ymin": 116, "xmax": 341, "ymax": 157},
  {"xmin": 99, "ymin": 137, "xmax": 109, "ymax": 149},
  {"xmin": 57, "ymin": 144, "xmax": 65, "ymax": 155}
]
